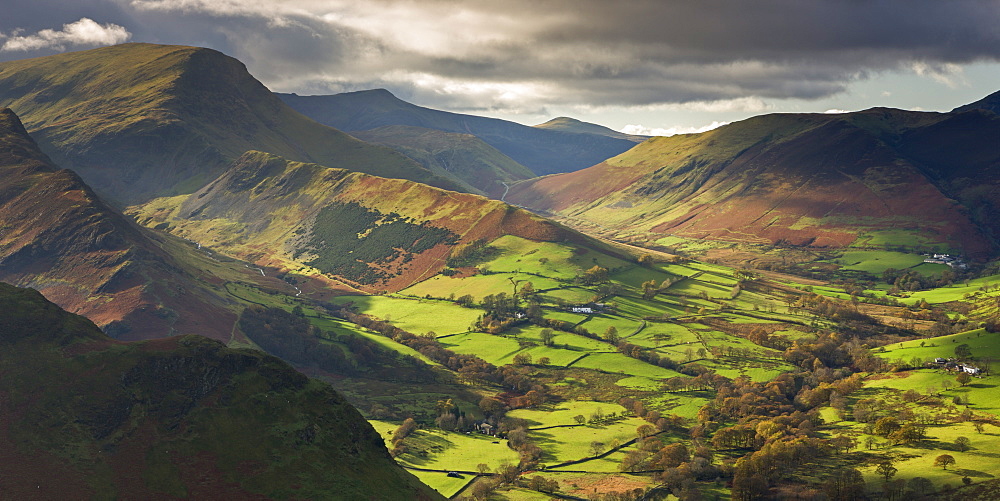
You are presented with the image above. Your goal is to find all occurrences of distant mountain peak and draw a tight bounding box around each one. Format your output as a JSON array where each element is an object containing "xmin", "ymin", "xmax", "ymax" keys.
[{"xmin": 533, "ymin": 115, "xmax": 648, "ymax": 142}]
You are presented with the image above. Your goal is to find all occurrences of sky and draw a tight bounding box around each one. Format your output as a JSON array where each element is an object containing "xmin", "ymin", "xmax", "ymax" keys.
[{"xmin": 2, "ymin": 0, "xmax": 999, "ymax": 135}]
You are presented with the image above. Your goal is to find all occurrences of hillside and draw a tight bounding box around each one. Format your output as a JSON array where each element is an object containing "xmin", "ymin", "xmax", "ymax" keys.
[
  {"xmin": 508, "ymin": 107, "xmax": 1000, "ymax": 260},
  {"xmin": 0, "ymin": 43, "xmax": 461, "ymax": 206},
  {"xmin": 129, "ymin": 151, "xmax": 613, "ymax": 294},
  {"xmin": 278, "ymin": 89, "xmax": 645, "ymax": 176},
  {"xmin": 954, "ymin": 89, "xmax": 1000, "ymax": 114},
  {"xmin": 0, "ymin": 282, "xmax": 440, "ymax": 500},
  {"xmin": 0, "ymin": 108, "xmax": 238, "ymax": 341},
  {"xmin": 351, "ymin": 125, "xmax": 535, "ymax": 197}
]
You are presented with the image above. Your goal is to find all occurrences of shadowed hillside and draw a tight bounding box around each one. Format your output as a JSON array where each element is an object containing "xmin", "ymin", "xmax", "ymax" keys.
[
  {"xmin": 0, "ymin": 282, "xmax": 440, "ymax": 500},
  {"xmin": 351, "ymin": 124, "xmax": 535, "ymax": 197},
  {"xmin": 0, "ymin": 43, "xmax": 462, "ymax": 205},
  {"xmin": 508, "ymin": 107, "xmax": 1000, "ymax": 260},
  {"xmin": 0, "ymin": 108, "xmax": 237, "ymax": 341},
  {"xmin": 278, "ymin": 89, "xmax": 645, "ymax": 176},
  {"xmin": 954, "ymin": 89, "xmax": 1000, "ymax": 114}
]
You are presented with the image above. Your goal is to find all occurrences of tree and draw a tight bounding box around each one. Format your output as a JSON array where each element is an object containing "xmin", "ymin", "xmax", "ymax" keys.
[
  {"xmin": 974, "ymin": 421, "xmax": 985, "ymax": 434},
  {"xmin": 873, "ymin": 416, "xmax": 901, "ymax": 437},
  {"xmin": 638, "ymin": 254, "xmax": 654, "ymax": 266},
  {"xmin": 513, "ymin": 353, "xmax": 532, "ymax": 365},
  {"xmin": 875, "ymin": 459, "xmax": 897, "ymax": 482},
  {"xmin": 830, "ymin": 434, "xmax": 856, "ymax": 454},
  {"xmin": 540, "ymin": 328, "xmax": 556, "ymax": 346},
  {"xmin": 957, "ymin": 371, "xmax": 972, "ymax": 386},
  {"xmin": 589, "ymin": 441, "xmax": 605, "ymax": 456},
  {"xmin": 955, "ymin": 343, "xmax": 973, "ymax": 360},
  {"xmin": 581, "ymin": 265, "xmax": 609, "ymax": 285},
  {"xmin": 824, "ymin": 468, "xmax": 865, "ymax": 501},
  {"xmin": 573, "ymin": 414, "xmax": 586, "ymax": 425},
  {"xmin": 436, "ymin": 398, "xmax": 454, "ymax": 415},
  {"xmin": 641, "ymin": 280, "xmax": 659, "ymax": 299},
  {"xmin": 955, "ymin": 436, "xmax": 971, "ymax": 452},
  {"xmin": 907, "ymin": 477, "xmax": 934, "ymax": 498},
  {"xmin": 476, "ymin": 463, "xmax": 491, "ymax": 475},
  {"xmin": 537, "ymin": 356, "xmax": 550, "ymax": 366},
  {"xmin": 636, "ymin": 424, "xmax": 656, "ymax": 438},
  {"xmin": 604, "ymin": 326, "xmax": 620, "ymax": 345},
  {"xmin": 934, "ymin": 454, "xmax": 956, "ymax": 470}
]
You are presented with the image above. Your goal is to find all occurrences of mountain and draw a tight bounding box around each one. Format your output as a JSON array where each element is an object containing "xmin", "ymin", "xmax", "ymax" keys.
[
  {"xmin": 508, "ymin": 107, "xmax": 1000, "ymax": 260},
  {"xmin": 533, "ymin": 116, "xmax": 648, "ymax": 142},
  {"xmin": 0, "ymin": 282, "xmax": 440, "ymax": 500},
  {"xmin": 129, "ymin": 150, "xmax": 616, "ymax": 294},
  {"xmin": 277, "ymin": 89, "xmax": 646, "ymax": 176},
  {"xmin": 350, "ymin": 125, "xmax": 535, "ymax": 197},
  {"xmin": 0, "ymin": 43, "xmax": 461, "ymax": 206},
  {"xmin": 0, "ymin": 108, "xmax": 239, "ymax": 341},
  {"xmin": 954, "ymin": 89, "xmax": 1000, "ymax": 114}
]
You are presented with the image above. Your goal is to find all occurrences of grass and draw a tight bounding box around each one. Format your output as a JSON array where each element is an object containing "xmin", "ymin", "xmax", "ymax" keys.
[
  {"xmin": 477, "ymin": 235, "xmax": 627, "ymax": 281},
  {"xmin": 865, "ymin": 370, "xmax": 1000, "ymax": 417},
  {"xmin": 403, "ymin": 272, "xmax": 562, "ymax": 302},
  {"xmin": 579, "ymin": 314, "xmax": 643, "ymax": 339},
  {"xmin": 873, "ymin": 329, "xmax": 1000, "ymax": 364},
  {"xmin": 572, "ymin": 353, "xmax": 684, "ymax": 379},
  {"xmin": 824, "ymin": 250, "xmax": 928, "ymax": 274},
  {"xmin": 369, "ymin": 420, "xmax": 519, "ymax": 497},
  {"xmin": 438, "ymin": 332, "xmax": 523, "ymax": 365},
  {"xmin": 333, "ymin": 295, "xmax": 482, "ymax": 335}
]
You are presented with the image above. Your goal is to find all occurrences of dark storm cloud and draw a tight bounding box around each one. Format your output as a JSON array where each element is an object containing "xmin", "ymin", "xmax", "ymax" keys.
[{"xmin": 2, "ymin": 0, "xmax": 998, "ymax": 112}]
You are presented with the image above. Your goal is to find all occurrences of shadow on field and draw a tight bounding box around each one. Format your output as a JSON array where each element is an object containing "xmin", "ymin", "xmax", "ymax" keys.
[{"xmin": 954, "ymin": 468, "xmax": 995, "ymax": 479}]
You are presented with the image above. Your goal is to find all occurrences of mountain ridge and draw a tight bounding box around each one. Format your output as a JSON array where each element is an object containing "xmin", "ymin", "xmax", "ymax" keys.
[
  {"xmin": 0, "ymin": 43, "xmax": 462, "ymax": 206},
  {"xmin": 508, "ymin": 107, "xmax": 1000, "ymax": 259},
  {"xmin": 278, "ymin": 89, "xmax": 645, "ymax": 176}
]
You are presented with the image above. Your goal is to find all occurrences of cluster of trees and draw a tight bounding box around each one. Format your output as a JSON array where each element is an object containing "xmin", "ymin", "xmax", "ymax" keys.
[
  {"xmin": 389, "ymin": 418, "xmax": 417, "ymax": 457},
  {"xmin": 301, "ymin": 202, "xmax": 457, "ymax": 284},
  {"xmin": 446, "ymin": 239, "xmax": 498, "ymax": 268},
  {"xmin": 882, "ymin": 267, "xmax": 958, "ymax": 291}
]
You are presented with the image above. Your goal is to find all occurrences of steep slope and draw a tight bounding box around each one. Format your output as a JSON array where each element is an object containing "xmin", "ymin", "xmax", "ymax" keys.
[
  {"xmin": 351, "ymin": 125, "xmax": 535, "ymax": 197},
  {"xmin": 0, "ymin": 43, "xmax": 460, "ymax": 205},
  {"xmin": 533, "ymin": 116, "xmax": 648, "ymax": 142},
  {"xmin": 0, "ymin": 108, "xmax": 238, "ymax": 341},
  {"xmin": 508, "ymin": 108, "xmax": 1000, "ymax": 259},
  {"xmin": 953, "ymin": 89, "xmax": 1000, "ymax": 114},
  {"xmin": 129, "ymin": 151, "xmax": 615, "ymax": 294},
  {"xmin": 0, "ymin": 282, "xmax": 440, "ymax": 500},
  {"xmin": 278, "ymin": 89, "xmax": 644, "ymax": 176}
]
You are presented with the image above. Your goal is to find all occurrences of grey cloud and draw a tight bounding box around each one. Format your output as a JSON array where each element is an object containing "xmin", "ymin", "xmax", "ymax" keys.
[{"xmin": 1, "ymin": 0, "xmax": 998, "ymax": 112}]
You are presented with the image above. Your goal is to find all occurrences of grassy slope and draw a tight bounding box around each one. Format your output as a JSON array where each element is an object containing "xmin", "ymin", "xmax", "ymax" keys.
[
  {"xmin": 0, "ymin": 43, "xmax": 459, "ymax": 205},
  {"xmin": 508, "ymin": 108, "xmax": 1000, "ymax": 260},
  {"xmin": 130, "ymin": 151, "xmax": 606, "ymax": 293},
  {"xmin": 0, "ymin": 283, "xmax": 441, "ymax": 500}
]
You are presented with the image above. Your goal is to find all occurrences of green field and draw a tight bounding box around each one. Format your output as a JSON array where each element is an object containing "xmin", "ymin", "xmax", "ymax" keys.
[
  {"xmin": 333, "ymin": 295, "xmax": 483, "ymax": 335},
  {"xmin": 370, "ymin": 420, "xmax": 519, "ymax": 497},
  {"xmin": 825, "ymin": 250, "xmax": 928, "ymax": 274},
  {"xmin": 572, "ymin": 353, "xmax": 684, "ymax": 378},
  {"xmin": 402, "ymin": 272, "xmax": 563, "ymax": 302},
  {"xmin": 874, "ymin": 329, "xmax": 1000, "ymax": 364}
]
